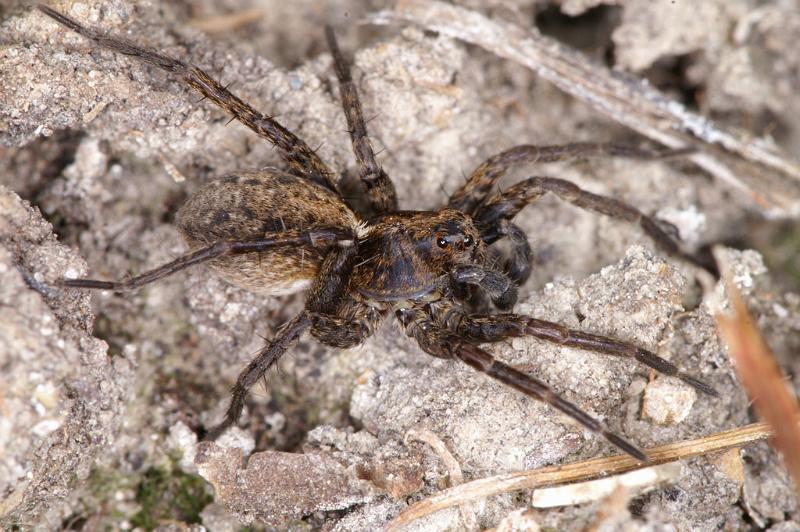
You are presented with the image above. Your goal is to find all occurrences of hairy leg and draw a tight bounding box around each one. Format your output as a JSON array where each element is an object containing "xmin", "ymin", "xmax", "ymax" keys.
[
  {"xmin": 38, "ymin": 5, "xmax": 337, "ymax": 191},
  {"xmin": 303, "ymin": 241, "xmax": 386, "ymax": 345},
  {"xmin": 475, "ymin": 176, "xmax": 717, "ymax": 274},
  {"xmin": 305, "ymin": 241, "xmax": 358, "ymax": 314},
  {"xmin": 396, "ymin": 305, "xmax": 648, "ymax": 462},
  {"xmin": 60, "ymin": 227, "xmax": 351, "ymax": 291},
  {"xmin": 207, "ymin": 239, "xmax": 378, "ymax": 439},
  {"xmin": 325, "ymin": 26, "xmax": 398, "ymax": 215},
  {"xmin": 453, "ymin": 313, "xmax": 717, "ymax": 396},
  {"xmin": 204, "ymin": 312, "xmax": 312, "ymax": 440},
  {"xmin": 309, "ymin": 308, "xmax": 383, "ymax": 348},
  {"xmin": 448, "ymin": 143, "xmax": 693, "ymax": 214}
]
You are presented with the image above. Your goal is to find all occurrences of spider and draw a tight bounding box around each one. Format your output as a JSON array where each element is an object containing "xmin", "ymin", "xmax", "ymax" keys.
[{"xmin": 38, "ymin": 5, "xmax": 717, "ymax": 463}]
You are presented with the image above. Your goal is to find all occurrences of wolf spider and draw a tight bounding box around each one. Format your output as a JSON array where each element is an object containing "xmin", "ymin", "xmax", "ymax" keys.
[{"xmin": 39, "ymin": 5, "xmax": 717, "ymax": 462}]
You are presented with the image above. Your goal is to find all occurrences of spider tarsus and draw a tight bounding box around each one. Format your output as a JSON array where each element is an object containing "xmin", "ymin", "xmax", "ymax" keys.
[
  {"xmin": 603, "ymin": 431, "xmax": 650, "ymax": 463},
  {"xmin": 605, "ymin": 144, "xmax": 696, "ymax": 160},
  {"xmin": 652, "ymin": 145, "xmax": 697, "ymax": 159},
  {"xmin": 677, "ymin": 373, "xmax": 719, "ymax": 397},
  {"xmin": 633, "ymin": 347, "xmax": 717, "ymax": 396},
  {"xmin": 202, "ymin": 419, "xmax": 232, "ymax": 442},
  {"xmin": 204, "ymin": 383, "xmax": 248, "ymax": 441},
  {"xmin": 59, "ymin": 278, "xmax": 121, "ymax": 291},
  {"xmin": 21, "ymin": 270, "xmax": 60, "ymax": 298}
]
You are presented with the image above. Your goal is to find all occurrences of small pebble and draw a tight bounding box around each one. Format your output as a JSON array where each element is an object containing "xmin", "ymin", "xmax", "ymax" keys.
[{"xmin": 642, "ymin": 378, "xmax": 697, "ymax": 425}]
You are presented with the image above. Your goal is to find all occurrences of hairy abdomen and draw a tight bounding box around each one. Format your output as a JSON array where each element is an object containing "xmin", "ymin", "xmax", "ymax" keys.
[{"xmin": 176, "ymin": 170, "xmax": 358, "ymax": 294}]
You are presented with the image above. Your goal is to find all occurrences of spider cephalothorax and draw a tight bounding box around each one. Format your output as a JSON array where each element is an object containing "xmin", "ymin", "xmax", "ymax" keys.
[
  {"xmin": 39, "ymin": 5, "xmax": 717, "ymax": 462},
  {"xmin": 351, "ymin": 209, "xmax": 486, "ymax": 301}
]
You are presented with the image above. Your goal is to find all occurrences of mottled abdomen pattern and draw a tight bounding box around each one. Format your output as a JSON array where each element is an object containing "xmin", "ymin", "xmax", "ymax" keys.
[{"xmin": 176, "ymin": 170, "xmax": 359, "ymax": 294}]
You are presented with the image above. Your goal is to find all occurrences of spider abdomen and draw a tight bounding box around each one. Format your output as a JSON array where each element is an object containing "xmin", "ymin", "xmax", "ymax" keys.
[{"xmin": 176, "ymin": 170, "xmax": 359, "ymax": 294}]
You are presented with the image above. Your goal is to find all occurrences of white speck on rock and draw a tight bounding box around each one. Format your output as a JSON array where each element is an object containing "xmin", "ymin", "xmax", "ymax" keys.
[
  {"xmin": 220, "ymin": 302, "xmax": 242, "ymax": 324},
  {"xmin": 167, "ymin": 421, "xmax": 200, "ymax": 474},
  {"xmin": 31, "ymin": 419, "xmax": 62, "ymax": 438},
  {"xmin": 656, "ymin": 204, "xmax": 706, "ymax": 247},
  {"xmin": 642, "ymin": 378, "xmax": 697, "ymax": 425},
  {"xmin": 773, "ymin": 303, "xmax": 789, "ymax": 319},
  {"xmin": 216, "ymin": 426, "xmax": 255, "ymax": 456},
  {"xmin": 34, "ymin": 382, "xmax": 59, "ymax": 410}
]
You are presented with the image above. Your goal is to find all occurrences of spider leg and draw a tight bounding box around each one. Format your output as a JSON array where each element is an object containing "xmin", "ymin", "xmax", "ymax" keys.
[
  {"xmin": 37, "ymin": 5, "xmax": 337, "ymax": 192},
  {"xmin": 309, "ymin": 309, "xmax": 384, "ymax": 348},
  {"xmin": 454, "ymin": 313, "xmax": 717, "ymax": 396},
  {"xmin": 448, "ymin": 143, "xmax": 694, "ymax": 215},
  {"xmin": 205, "ymin": 312, "xmax": 312, "ymax": 440},
  {"xmin": 60, "ymin": 227, "xmax": 351, "ymax": 292},
  {"xmin": 325, "ymin": 26, "xmax": 398, "ymax": 215},
  {"xmin": 208, "ymin": 242, "xmax": 382, "ymax": 440},
  {"xmin": 395, "ymin": 306, "xmax": 649, "ymax": 462},
  {"xmin": 305, "ymin": 241, "xmax": 358, "ymax": 314},
  {"xmin": 303, "ymin": 243, "xmax": 386, "ymax": 346},
  {"xmin": 474, "ymin": 176, "xmax": 717, "ymax": 275}
]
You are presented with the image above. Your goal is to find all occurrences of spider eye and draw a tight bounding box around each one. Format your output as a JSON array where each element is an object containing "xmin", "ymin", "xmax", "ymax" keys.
[
  {"xmin": 463, "ymin": 235, "xmax": 474, "ymax": 247},
  {"xmin": 437, "ymin": 236, "xmax": 449, "ymax": 248}
]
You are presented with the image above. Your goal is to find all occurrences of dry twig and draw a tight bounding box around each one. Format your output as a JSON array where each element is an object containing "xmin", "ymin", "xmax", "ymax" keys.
[
  {"xmin": 386, "ymin": 422, "xmax": 771, "ymax": 530},
  {"xmin": 368, "ymin": 0, "xmax": 800, "ymax": 216},
  {"xmin": 188, "ymin": 8, "xmax": 264, "ymax": 33},
  {"xmin": 405, "ymin": 427, "xmax": 478, "ymax": 531}
]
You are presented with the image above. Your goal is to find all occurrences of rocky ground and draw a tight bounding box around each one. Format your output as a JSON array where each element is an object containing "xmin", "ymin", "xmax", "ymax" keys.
[{"xmin": 1, "ymin": 0, "xmax": 799, "ymax": 530}]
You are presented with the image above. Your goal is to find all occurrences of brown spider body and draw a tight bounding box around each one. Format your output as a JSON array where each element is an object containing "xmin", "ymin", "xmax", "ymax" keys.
[
  {"xmin": 176, "ymin": 169, "xmax": 359, "ymax": 295},
  {"xmin": 39, "ymin": 5, "xmax": 719, "ymax": 464},
  {"xmin": 352, "ymin": 209, "xmax": 484, "ymax": 301},
  {"xmin": 176, "ymin": 168, "xmax": 484, "ymax": 301}
]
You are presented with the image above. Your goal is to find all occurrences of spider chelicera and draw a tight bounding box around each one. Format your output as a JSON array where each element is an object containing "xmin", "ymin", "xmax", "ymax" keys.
[{"xmin": 38, "ymin": 4, "xmax": 717, "ymax": 462}]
